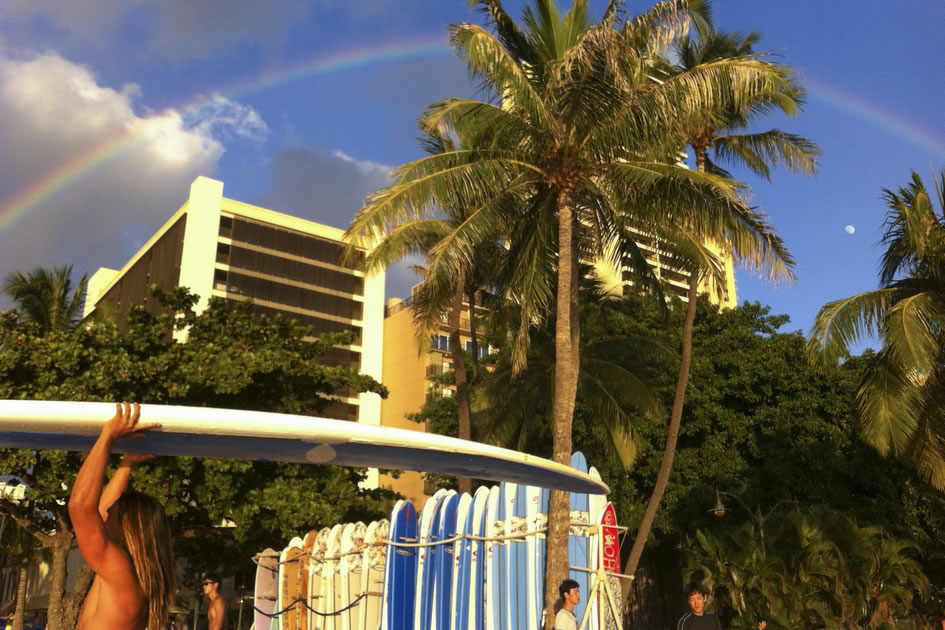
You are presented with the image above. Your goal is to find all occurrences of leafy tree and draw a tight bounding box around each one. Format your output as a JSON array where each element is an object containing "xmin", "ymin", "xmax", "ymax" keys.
[
  {"xmin": 0, "ymin": 287, "xmax": 393, "ymax": 630},
  {"xmin": 2, "ymin": 265, "xmax": 87, "ymax": 333},
  {"xmin": 685, "ymin": 509, "xmax": 930, "ymax": 629},
  {"xmin": 610, "ymin": 296, "xmax": 945, "ymax": 623},
  {"xmin": 347, "ymin": 2, "xmax": 794, "ymax": 617},
  {"xmin": 809, "ymin": 167, "xmax": 945, "ymax": 489}
]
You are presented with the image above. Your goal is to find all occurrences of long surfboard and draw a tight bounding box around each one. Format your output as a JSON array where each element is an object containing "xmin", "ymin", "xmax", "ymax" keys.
[
  {"xmin": 433, "ymin": 492, "xmax": 459, "ymax": 630},
  {"xmin": 568, "ymin": 453, "xmax": 591, "ymax": 626},
  {"xmin": 254, "ymin": 548, "xmax": 280, "ymax": 630},
  {"xmin": 483, "ymin": 486, "xmax": 503, "ymax": 630},
  {"xmin": 381, "ymin": 500, "xmax": 417, "ymax": 630},
  {"xmin": 310, "ymin": 527, "xmax": 332, "ymax": 630},
  {"xmin": 280, "ymin": 537, "xmax": 304, "ymax": 630},
  {"xmin": 466, "ymin": 486, "xmax": 490, "ymax": 630},
  {"xmin": 415, "ymin": 489, "xmax": 447, "ymax": 630},
  {"xmin": 323, "ymin": 524, "xmax": 344, "ymax": 630},
  {"xmin": 361, "ymin": 519, "xmax": 388, "ymax": 630},
  {"xmin": 595, "ymin": 502, "xmax": 623, "ymax": 630},
  {"xmin": 0, "ymin": 400, "xmax": 608, "ymax": 494},
  {"xmin": 450, "ymin": 493, "xmax": 473, "ymax": 630},
  {"xmin": 299, "ymin": 530, "xmax": 318, "ymax": 630},
  {"xmin": 588, "ymin": 468, "xmax": 607, "ymax": 630}
]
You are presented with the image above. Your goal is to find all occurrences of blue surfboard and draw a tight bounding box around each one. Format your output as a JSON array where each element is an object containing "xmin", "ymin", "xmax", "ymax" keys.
[
  {"xmin": 434, "ymin": 492, "xmax": 459, "ymax": 630},
  {"xmin": 451, "ymin": 493, "xmax": 474, "ymax": 630},
  {"xmin": 510, "ymin": 483, "xmax": 531, "ymax": 628},
  {"xmin": 484, "ymin": 485, "xmax": 503, "ymax": 630},
  {"xmin": 467, "ymin": 486, "xmax": 490, "ymax": 630},
  {"xmin": 425, "ymin": 490, "xmax": 453, "ymax": 629},
  {"xmin": 415, "ymin": 490, "xmax": 447, "ymax": 630},
  {"xmin": 568, "ymin": 452, "xmax": 591, "ymax": 625},
  {"xmin": 381, "ymin": 500, "xmax": 417, "ymax": 630}
]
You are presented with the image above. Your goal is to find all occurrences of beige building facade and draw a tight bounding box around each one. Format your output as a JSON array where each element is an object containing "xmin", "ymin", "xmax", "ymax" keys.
[{"xmin": 84, "ymin": 177, "xmax": 385, "ymax": 482}]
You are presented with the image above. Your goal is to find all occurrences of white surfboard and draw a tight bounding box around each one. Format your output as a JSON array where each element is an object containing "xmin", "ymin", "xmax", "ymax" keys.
[
  {"xmin": 360, "ymin": 519, "xmax": 388, "ymax": 630},
  {"xmin": 310, "ymin": 527, "xmax": 332, "ymax": 630},
  {"xmin": 323, "ymin": 524, "xmax": 344, "ymax": 630},
  {"xmin": 0, "ymin": 400, "xmax": 608, "ymax": 494}
]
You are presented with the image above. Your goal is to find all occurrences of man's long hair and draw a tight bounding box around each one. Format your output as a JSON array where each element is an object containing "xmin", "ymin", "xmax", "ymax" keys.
[{"xmin": 115, "ymin": 491, "xmax": 176, "ymax": 630}]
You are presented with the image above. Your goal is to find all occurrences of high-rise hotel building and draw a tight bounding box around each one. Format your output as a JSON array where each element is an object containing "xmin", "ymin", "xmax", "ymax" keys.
[{"xmin": 83, "ymin": 176, "xmax": 384, "ymax": 427}]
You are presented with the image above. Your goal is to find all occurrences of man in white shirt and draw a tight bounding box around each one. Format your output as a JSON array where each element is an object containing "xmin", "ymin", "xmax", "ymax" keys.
[{"xmin": 554, "ymin": 579, "xmax": 581, "ymax": 630}]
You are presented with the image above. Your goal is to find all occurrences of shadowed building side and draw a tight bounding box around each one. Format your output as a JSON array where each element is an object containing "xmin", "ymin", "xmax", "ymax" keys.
[{"xmin": 83, "ymin": 177, "xmax": 385, "ymax": 481}]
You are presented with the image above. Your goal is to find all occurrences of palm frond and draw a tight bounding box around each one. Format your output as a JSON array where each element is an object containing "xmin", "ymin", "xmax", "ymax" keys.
[
  {"xmin": 450, "ymin": 23, "xmax": 553, "ymax": 129},
  {"xmin": 807, "ymin": 288, "xmax": 907, "ymax": 366},
  {"xmin": 359, "ymin": 219, "xmax": 452, "ymax": 273},
  {"xmin": 856, "ymin": 348, "xmax": 923, "ymax": 458},
  {"xmin": 713, "ymin": 130, "xmax": 820, "ymax": 180},
  {"xmin": 881, "ymin": 291, "xmax": 941, "ymax": 374},
  {"xmin": 469, "ymin": 0, "xmax": 536, "ymax": 64}
]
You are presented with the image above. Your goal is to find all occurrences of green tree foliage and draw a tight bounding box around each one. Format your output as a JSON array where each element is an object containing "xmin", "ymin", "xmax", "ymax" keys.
[
  {"xmin": 422, "ymin": 291, "xmax": 944, "ymax": 616},
  {"xmin": 809, "ymin": 168, "xmax": 945, "ymax": 489},
  {"xmin": 348, "ymin": 4, "xmax": 795, "ymax": 614},
  {"xmin": 0, "ymin": 287, "xmax": 393, "ymax": 630},
  {"xmin": 685, "ymin": 509, "xmax": 930, "ymax": 629},
  {"xmin": 2, "ymin": 265, "xmax": 87, "ymax": 333}
]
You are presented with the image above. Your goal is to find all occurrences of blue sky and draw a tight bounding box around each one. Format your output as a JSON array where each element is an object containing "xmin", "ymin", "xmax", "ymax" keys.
[{"xmin": 0, "ymin": 0, "xmax": 942, "ymax": 341}]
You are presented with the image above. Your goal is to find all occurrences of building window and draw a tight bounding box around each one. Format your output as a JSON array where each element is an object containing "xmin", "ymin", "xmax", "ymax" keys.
[
  {"xmin": 213, "ymin": 269, "xmax": 228, "ymax": 291},
  {"xmin": 431, "ymin": 334, "xmax": 449, "ymax": 351},
  {"xmin": 219, "ymin": 215, "xmax": 233, "ymax": 238},
  {"xmin": 464, "ymin": 340, "xmax": 491, "ymax": 358}
]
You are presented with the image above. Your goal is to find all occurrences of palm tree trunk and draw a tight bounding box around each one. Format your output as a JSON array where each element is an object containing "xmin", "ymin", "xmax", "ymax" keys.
[
  {"xmin": 467, "ymin": 286, "xmax": 480, "ymax": 382},
  {"xmin": 623, "ymin": 273, "xmax": 699, "ymax": 582},
  {"xmin": 449, "ymin": 278, "xmax": 473, "ymax": 494},
  {"xmin": 12, "ymin": 561, "xmax": 27, "ymax": 630},
  {"xmin": 544, "ymin": 191, "xmax": 579, "ymax": 629}
]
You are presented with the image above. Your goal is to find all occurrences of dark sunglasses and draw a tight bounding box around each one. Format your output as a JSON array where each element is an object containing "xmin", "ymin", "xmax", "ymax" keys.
[{"xmin": 202, "ymin": 580, "xmax": 216, "ymax": 585}]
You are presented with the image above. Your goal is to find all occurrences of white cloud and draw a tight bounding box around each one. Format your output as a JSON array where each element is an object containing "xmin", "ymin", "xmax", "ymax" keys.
[
  {"xmin": 0, "ymin": 49, "xmax": 267, "ymax": 298},
  {"xmin": 186, "ymin": 95, "xmax": 270, "ymax": 144},
  {"xmin": 332, "ymin": 150, "xmax": 393, "ymax": 177}
]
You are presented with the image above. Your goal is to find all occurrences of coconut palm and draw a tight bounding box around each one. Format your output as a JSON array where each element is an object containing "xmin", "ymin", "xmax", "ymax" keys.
[
  {"xmin": 808, "ymin": 168, "xmax": 945, "ymax": 489},
  {"xmin": 475, "ymin": 271, "xmax": 671, "ymax": 468},
  {"xmin": 2, "ymin": 265, "xmax": 87, "ymax": 333},
  {"xmin": 662, "ymin": 28, "xmax": 820, "ymax": 178},
  {"xmin": 625, "ymin": 23, "xmax": 818, "ymax": 583},
  {"xmin": 349, "ymin": 128, "xmax": 503, "ymax": 493},
  {"xmin": 347, "ymin": 0, "xmax": 796, "ymax": 618}
]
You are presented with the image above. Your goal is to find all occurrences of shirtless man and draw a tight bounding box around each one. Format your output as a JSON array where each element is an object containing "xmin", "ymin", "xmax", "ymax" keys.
[
  {"xmin": 68, "ymin": 402, "xmax": 176, "ymax": 630},
  {"xmin": 202, "ymin": 574, "xmax": 226, "ymax": 630}
]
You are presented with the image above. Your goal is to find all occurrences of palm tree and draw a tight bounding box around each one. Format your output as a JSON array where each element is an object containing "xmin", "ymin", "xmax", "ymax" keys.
[
  {"xmin": 2, "ymin": 265, "xmax": 87, "ymax": 332},
  {"xmin": 808, "ymin": 168, "xmax": 945, "ymax": 489},
  {"xmin": 663, "ymin": 28, "xmax": 820, "ymax": 179},
  {"xmin": 624, "ymin": 22, "xmax": 817, "ymax": 583},
  {"xmin": 347, "ymin": 1, "xmax": 795, "ymax": 619},
  {"xmin": 349, "ymin": 128, "xmax": 502, "ymax": 493},
  {"xmin": 475, "ymin": 272, "xmax": 670, "ymax": 468}
]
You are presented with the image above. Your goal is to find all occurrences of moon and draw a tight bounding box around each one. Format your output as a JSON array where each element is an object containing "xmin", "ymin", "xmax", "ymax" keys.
[{"xmin": 845, "ymin": 225, "xmax": 855, "ymax": 235}]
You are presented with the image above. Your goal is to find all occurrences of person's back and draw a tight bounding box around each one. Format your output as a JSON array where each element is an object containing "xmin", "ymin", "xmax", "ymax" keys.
[{"xmin": 68, "ymin": 403, "xmax": 175, "ymax": 630}]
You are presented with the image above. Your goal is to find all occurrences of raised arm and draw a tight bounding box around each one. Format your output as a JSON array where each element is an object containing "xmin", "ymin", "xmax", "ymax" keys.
[
  {"xmin": 68, "ymin": 403, "xmax": 159, "ymax": 584},
  {"xmin": 98, "ymin": 454, "xmax": 154, "ymax": 520}
]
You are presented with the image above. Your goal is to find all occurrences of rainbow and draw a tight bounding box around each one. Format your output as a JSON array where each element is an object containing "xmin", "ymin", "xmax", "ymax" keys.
[
  {"xmin": 805, "ymin": 75, "xmax": 945, "ymax": 160},
  {"xmin": 4, "ymin": 44, "xmax": 944, "ymax": 235},
  {"xmin": 0, "ymin": 36, "xmax": 452, "ymax": 234}
]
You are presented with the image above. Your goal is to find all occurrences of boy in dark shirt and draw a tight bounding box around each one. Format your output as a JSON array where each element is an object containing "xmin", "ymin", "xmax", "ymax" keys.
[{"xmin": 676, "ymin": 584, "xmax": 722, "ymax": 630}]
